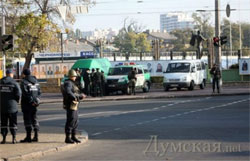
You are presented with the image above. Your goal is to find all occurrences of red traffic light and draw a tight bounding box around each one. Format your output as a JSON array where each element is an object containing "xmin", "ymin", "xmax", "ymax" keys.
[{"xmin": 213, "ymin": 37, "xmax": 220, "ymax": 47}]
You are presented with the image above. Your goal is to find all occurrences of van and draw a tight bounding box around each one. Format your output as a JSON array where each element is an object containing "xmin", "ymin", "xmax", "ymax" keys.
[
  {"xmin": 163, "ymin": 60, "xmax": 207, "ymax": 91},
  {"xmin": 106, "ymin": 63, "xmax": 151, "ymax": 95}
]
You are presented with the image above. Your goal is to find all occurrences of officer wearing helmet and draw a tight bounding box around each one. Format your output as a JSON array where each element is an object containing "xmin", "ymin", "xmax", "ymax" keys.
[{"xmin": 62, "ymin": 69, "xmax": 86, "ymax": 143}]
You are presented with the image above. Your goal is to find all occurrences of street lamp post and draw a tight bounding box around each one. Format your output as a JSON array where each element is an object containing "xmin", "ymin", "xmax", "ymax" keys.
[
  {"xmin": 1, "ymin": 0, "xmax": 6, "ymax": 76},
  {"xmin": 215, "ymin": 0, "xmax": 222, "ymax": 68},
  {"xmin": 61, "ymin": 33, "xmax": 64, "ymax": 63}
]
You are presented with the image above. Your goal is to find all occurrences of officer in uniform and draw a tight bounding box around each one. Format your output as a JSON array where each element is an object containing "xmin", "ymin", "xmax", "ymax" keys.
[
  {"xmin": 0, "ymin": 69, "xmax": 21, "ymax": 144},
  {"xmin": 20, "ymin": 69, "xmax": 41, "ymax": 143},
  {"xmin": 83, "ymin": 69, "xmax": 91, "ymax": 96},
  {"xmin": 90, "ymin": 68, "xmax": 96, "ymax": 96},
  {"xmin": 94, "ymin": 68, "xmax": 103, "ymax": 97},
  {"xmin": 74, "ymin": 68, "xmax": 84, "ymax": 93},
  {"xmin": 62, "ymin": 69, "xmax": 86, "ymax": 143},
  {"xmin": 128, "ymin": 68, "xmax": 137, "ymax": 95}
]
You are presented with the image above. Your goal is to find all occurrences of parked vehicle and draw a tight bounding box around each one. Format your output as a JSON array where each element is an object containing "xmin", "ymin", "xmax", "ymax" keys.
[
  {"xmin": 163, "ymin": 60, "xmax": 207, "ymax": 91},
  {"xmin": 106, "ymin": 63, "xmax": 151, "ymax": 95}
]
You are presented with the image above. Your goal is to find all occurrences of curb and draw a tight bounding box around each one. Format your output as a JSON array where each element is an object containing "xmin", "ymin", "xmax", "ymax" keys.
[
  {"xmin": 40, "ymin": 92, "xmax": 250, "ymax": 104},
  {"xmin": 1, "ymin": 133, "xmax": 88, "ymax": 161}
]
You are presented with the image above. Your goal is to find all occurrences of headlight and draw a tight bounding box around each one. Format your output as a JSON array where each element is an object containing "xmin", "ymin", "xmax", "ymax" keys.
[{"xmin": 118, "ymin": 77, "xmax": 126, "ymax": 83}]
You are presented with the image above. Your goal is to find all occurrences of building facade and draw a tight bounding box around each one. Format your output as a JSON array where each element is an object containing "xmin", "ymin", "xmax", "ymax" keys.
[{"xmin": 160, "ymin": 13, "xmax": 194, "ymax": 32}]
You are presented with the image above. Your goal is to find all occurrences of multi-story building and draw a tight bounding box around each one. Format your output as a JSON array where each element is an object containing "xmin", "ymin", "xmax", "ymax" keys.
[
  {"xmin": 160, "ymin": 13, "xmax": 194, "ymax": 33},
  {"xmin": 82, "ymin": 28, "xmax": 118, "ymax": 41}
]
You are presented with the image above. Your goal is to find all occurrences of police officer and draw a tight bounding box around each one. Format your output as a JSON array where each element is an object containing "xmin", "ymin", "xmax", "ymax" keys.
[
  {"xmin": 74, "ymin": 68, "xmax": 84, "ymax": 93},
  {"xmin": 90, "ymin": 68, "xmax": 96, "ymax": 97},
  {"xmin": 20, "ymin": 69, "xmax": 41, "ymax": 143},
  {"xmin": 94, "ymin": 68, "xmax": 103, "ymax": 97},
  {"xmin": 128, "ymin": 68, "xmax": 137, "ymax": 95},
  {"xmin": 62, "ymin": 69, "xmax": 86, "ymax": 143},
  {"xmin": 210, "ymin": 64, "xmax": 221, "ymax": 93},
  {"xmin": 83, "ymin": 69, "xmax": 91, "ymax": 96},
  {"xmin": 0, "ymin": 69, "xmax": 21, "ymax": 144}
]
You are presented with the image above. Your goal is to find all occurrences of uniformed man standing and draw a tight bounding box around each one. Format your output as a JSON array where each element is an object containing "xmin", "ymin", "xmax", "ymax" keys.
[
  {"xmin": 128, "ymin": 68, "xmax": 137, "ymax": 95},
  {"xmin": 74, "ymin": 68, "xmax": 84, "ymax": 93},
  {"xmin": 94, "ymin": 68, "xmax": 102, "ymax": 97},
  {"xmin": 90, "ymin": 68, "xmax": 96, "ymax": 97},
  {"xmin": 83, "ymin": 69, "xmax": 91, "ymax": 96},
  {"xmin": 0, "ymin": 69, "xmax": 21, "ymax": 144},
  {"xmin": 62, "ymin": 69, "xmax": 86, "ymax": 143},
  {"xmin": 20, "ymin": 69, "xmax": 41, "ymax": 143}
]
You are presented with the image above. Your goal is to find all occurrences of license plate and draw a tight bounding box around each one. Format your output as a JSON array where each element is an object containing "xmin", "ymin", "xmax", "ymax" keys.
[
  {"xmin": 170, "ymin": 84, "xmax": 178, "ymax": 87},
  {"xmin": 108, "ymin": 84, "xmax": 115, "ymax": 87}
]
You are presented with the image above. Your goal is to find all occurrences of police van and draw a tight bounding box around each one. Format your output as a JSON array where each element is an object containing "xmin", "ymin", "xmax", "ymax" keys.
[
  {"xmin": 106, "ymin": 62, "xmax": 151, "ymax": 95},
  {"xmin": 163, "ymin": 60, "xmax": 207, "ymax": 91}
]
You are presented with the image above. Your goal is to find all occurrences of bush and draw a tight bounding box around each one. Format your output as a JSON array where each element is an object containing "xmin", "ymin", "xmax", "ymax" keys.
[
  {"xmin": 151, "ymin": 76, "xmax": 163, "ymax": 83},
  {"xmin": 229, "ymin": 64, "xmax": 239, "ymax": 69}
]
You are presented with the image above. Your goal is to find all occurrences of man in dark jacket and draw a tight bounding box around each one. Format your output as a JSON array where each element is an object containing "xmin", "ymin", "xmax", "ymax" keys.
[
  {"xmin": 128, "ymin": 68, "xmax": 137, "ymax": 95},
  {"xmin": 210, "ymin": 64, "xmax": 221, "ymax": 93},
  {"xmin": 83, "ymin": 69, "xmax": 91, "ymax": 96},
  {"xmin": 0, "ymin": 69, "xmax": 21, "ymax": 144},
  {"xmin": 62, "ymin": 69, "xmax": 86, "ymax": 143},
  {"xmin": 74, "ymin": 68, "xmax": 84, "ymax": 93},
  {"xmin": 94, "ymin": 68, "xmax": 103, "ymax": 97},
  {"xmin": 20, "ymin": 69, "xmax": 41, "ymax": 143}
]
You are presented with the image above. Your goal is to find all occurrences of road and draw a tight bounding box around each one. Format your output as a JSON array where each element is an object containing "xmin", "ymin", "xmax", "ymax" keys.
[{"xmin": 29, "ymin": 95, "xmax": 249, "ymax": 161}]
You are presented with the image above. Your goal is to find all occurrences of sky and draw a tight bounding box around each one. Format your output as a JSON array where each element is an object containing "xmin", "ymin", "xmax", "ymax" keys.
[{"xmin": 73, "ymin": 0, "xmax": 250, "ymax": 31}]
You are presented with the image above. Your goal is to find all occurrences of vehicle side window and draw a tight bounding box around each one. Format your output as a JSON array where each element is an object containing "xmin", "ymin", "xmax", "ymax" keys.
[
  {"xmin": 196, "ymin": 63, "xmax": 201, "ymax": 71},
  {"xmin": 201, "ymin": 62, "xmax": 206, "ymax": 70},
  {"xmin": 138, "ymin": 68, "xmax": 143, "ymax": 74}
]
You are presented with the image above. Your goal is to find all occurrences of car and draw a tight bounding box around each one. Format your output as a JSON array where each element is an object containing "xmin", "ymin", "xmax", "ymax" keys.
[
  {"xmin": 106, "ymin": 62, "xmax": 151, "ymax": 95},
  {"xmin": 163, "ymin": 60, "xmax": 207, "ymax": 91}
]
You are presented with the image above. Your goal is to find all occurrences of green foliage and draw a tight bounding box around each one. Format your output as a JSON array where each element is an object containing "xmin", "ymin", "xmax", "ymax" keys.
[
  {"xmin": 170, "ymin": 29, "xmax": 193, "ymax": 50},
  {"xmin": 15, "ymin": 13, "xmax": 58, "ymax": 55},
  {"xmin": 114, "ymin": 29, "xmax": 151, "ymax": 54},
  {"xmin": 192, "ymin": 13, "xmax": 214, "ymax": 38}
]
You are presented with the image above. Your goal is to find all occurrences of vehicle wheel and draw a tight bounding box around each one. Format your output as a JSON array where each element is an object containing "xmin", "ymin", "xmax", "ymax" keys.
[
  {"xmin": 164, "ymin": 87, "xmax": 169, "ymax": 91},
  {"xmin": 200, "ymin": 80, "xmax": 205, "ymax": 89},
  {"xmin": 188, "ymin": 81, "xmax": 194, "ymax": 91},
  {"xmin": 143, "ymin": 82, "xmax": 150, "ymax": 93},
  {"xmin": 177, "ymin": 87, "xmax": 181, "ymax": 91}
]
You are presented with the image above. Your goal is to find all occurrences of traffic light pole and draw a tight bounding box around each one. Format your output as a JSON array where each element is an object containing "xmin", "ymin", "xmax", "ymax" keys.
[
  {"xmin": 1, "ymin": 0, "xmax": 6, "ymax": 77},
  {"xmin": 215, "ymin": 0, "xmax": 221, "ymax": 68}
]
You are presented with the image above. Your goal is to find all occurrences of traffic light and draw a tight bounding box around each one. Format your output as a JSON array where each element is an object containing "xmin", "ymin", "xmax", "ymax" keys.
[
  {"xmin": 220, "ymin": 36, "xmax": 227, "ymax": 45},
  {"xmin": 0, "ymin": 35, "xmax": 14, "ymax": 52},
  {"xmin": 213, "ymin": 36, "xmax": 220, "ymax": 47}
]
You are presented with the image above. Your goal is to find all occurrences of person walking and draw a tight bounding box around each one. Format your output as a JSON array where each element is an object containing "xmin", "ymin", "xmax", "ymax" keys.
[
  {"xmin": 0, "ymin": 69, "xmax": 22, "ymax": 144},
  {"xmin": 62, "ymin": 69, "xmax": 86, "ymax": 143},
  {"xmin": 128, "ymin": 68, "xmax": 137, "ymax": 95},
  {"xmin": 20, "ymin": 69, "xmax": 41, "ymax": 143},
  {"xmin": 83, "ymin": 69, "xmax": 91, "ymax": 96},
  {"xmin": 210, "ymin": 64, "xmax": 221, "ymax": 93}
]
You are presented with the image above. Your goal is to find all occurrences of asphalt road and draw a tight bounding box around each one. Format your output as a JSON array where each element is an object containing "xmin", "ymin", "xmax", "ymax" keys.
[{"xmin": 30, "ymin": 95, "xmax": 249, "ymax": 161}]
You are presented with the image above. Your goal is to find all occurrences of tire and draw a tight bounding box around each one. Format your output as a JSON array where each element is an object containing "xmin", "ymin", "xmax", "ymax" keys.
[
  {"xmin": 200, "ymin": 80, "xmax": 205, "ymax": 89},
  {"xmin": 143, "ymin": 82, "xmax": 150, "ymax": 93},
  {"xmin": 188, "ymin": 81, "xmax": 194, "ymax": 91}
]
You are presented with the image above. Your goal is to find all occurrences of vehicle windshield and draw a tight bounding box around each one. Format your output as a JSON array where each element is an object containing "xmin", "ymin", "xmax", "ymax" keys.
[
  {"xmin": 108, "ymin": 67, "xmax": 132, "ymax": 75},
  {"xmin": 166, "ymin": 63, "xmax": 191, "ymax": 73}
]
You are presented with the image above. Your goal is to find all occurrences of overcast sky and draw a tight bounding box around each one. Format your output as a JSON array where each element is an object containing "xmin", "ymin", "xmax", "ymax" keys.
[{"xmin": 73, "ymin": 0, "xmax": 250, "ymax": 31}]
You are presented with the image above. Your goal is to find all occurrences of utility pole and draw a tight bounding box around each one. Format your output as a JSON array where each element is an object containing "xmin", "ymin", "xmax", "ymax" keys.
[
  {"xmin": 61, "ymin": 33, "xmax": 64, "ymax": 63},
  {"xmin": 215, "ymin": 0, "xmax": 221, "ymax": 68},
  {"xmin": 1, "ymin": 0, "xmax": 6, "ymax": 76}
]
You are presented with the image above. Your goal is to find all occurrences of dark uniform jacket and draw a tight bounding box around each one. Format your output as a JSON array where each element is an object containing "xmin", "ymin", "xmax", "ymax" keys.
[
  {"xmin": 94, "ymin": 71, "xmax": 102, "ymax": 83},
  {"xmin": 128, "ymin": 71, "xmax": 137, "ymax": 80},
  {"xmin": 20, "ymin": 76, "xmax": 41, "ymax": 111},
  {"xmin": 62, "ymin": 79, "xmax": 83, "ymax": 109},
  {"xmin": 0, "ymin": 76, "xmax": 21, "ymax": 113},
  {"xmin": 210, "ymin": 67, "xmax": 221, "ymax": 79},
  {"xmin": 83, "ymin": 71, "xmax": 91, "ymax": 84}
]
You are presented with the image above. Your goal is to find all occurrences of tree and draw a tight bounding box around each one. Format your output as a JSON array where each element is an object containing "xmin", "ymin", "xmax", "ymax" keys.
[
  {"xmin": 170, "ymin": 29, "xmax": 193, "ymax": 50},
  {"xmin": 113, "ymin": 19, "xmax": 151, "ymax": 60},
  {"xmin": 15, "ymin": 13, "xmax": 58, "ymax": 69},
  {"xmin": 192, "ymin": 13, "xmax": 214, "ymax": 39}
]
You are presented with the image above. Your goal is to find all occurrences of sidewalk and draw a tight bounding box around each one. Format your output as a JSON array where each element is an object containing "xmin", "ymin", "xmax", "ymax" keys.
[
  {"xmin": 0, "ymin": 130, "xmax": 88, "ymax": 161},
  {"xmin": 41, "ymin": 86, "xmax": 250, "ymax": 104}
]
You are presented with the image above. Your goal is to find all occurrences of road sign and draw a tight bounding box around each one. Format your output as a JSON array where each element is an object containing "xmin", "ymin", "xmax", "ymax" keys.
[{"xmin": 226, "ymin": 4, "xmax": 231, "ymax": 17}]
